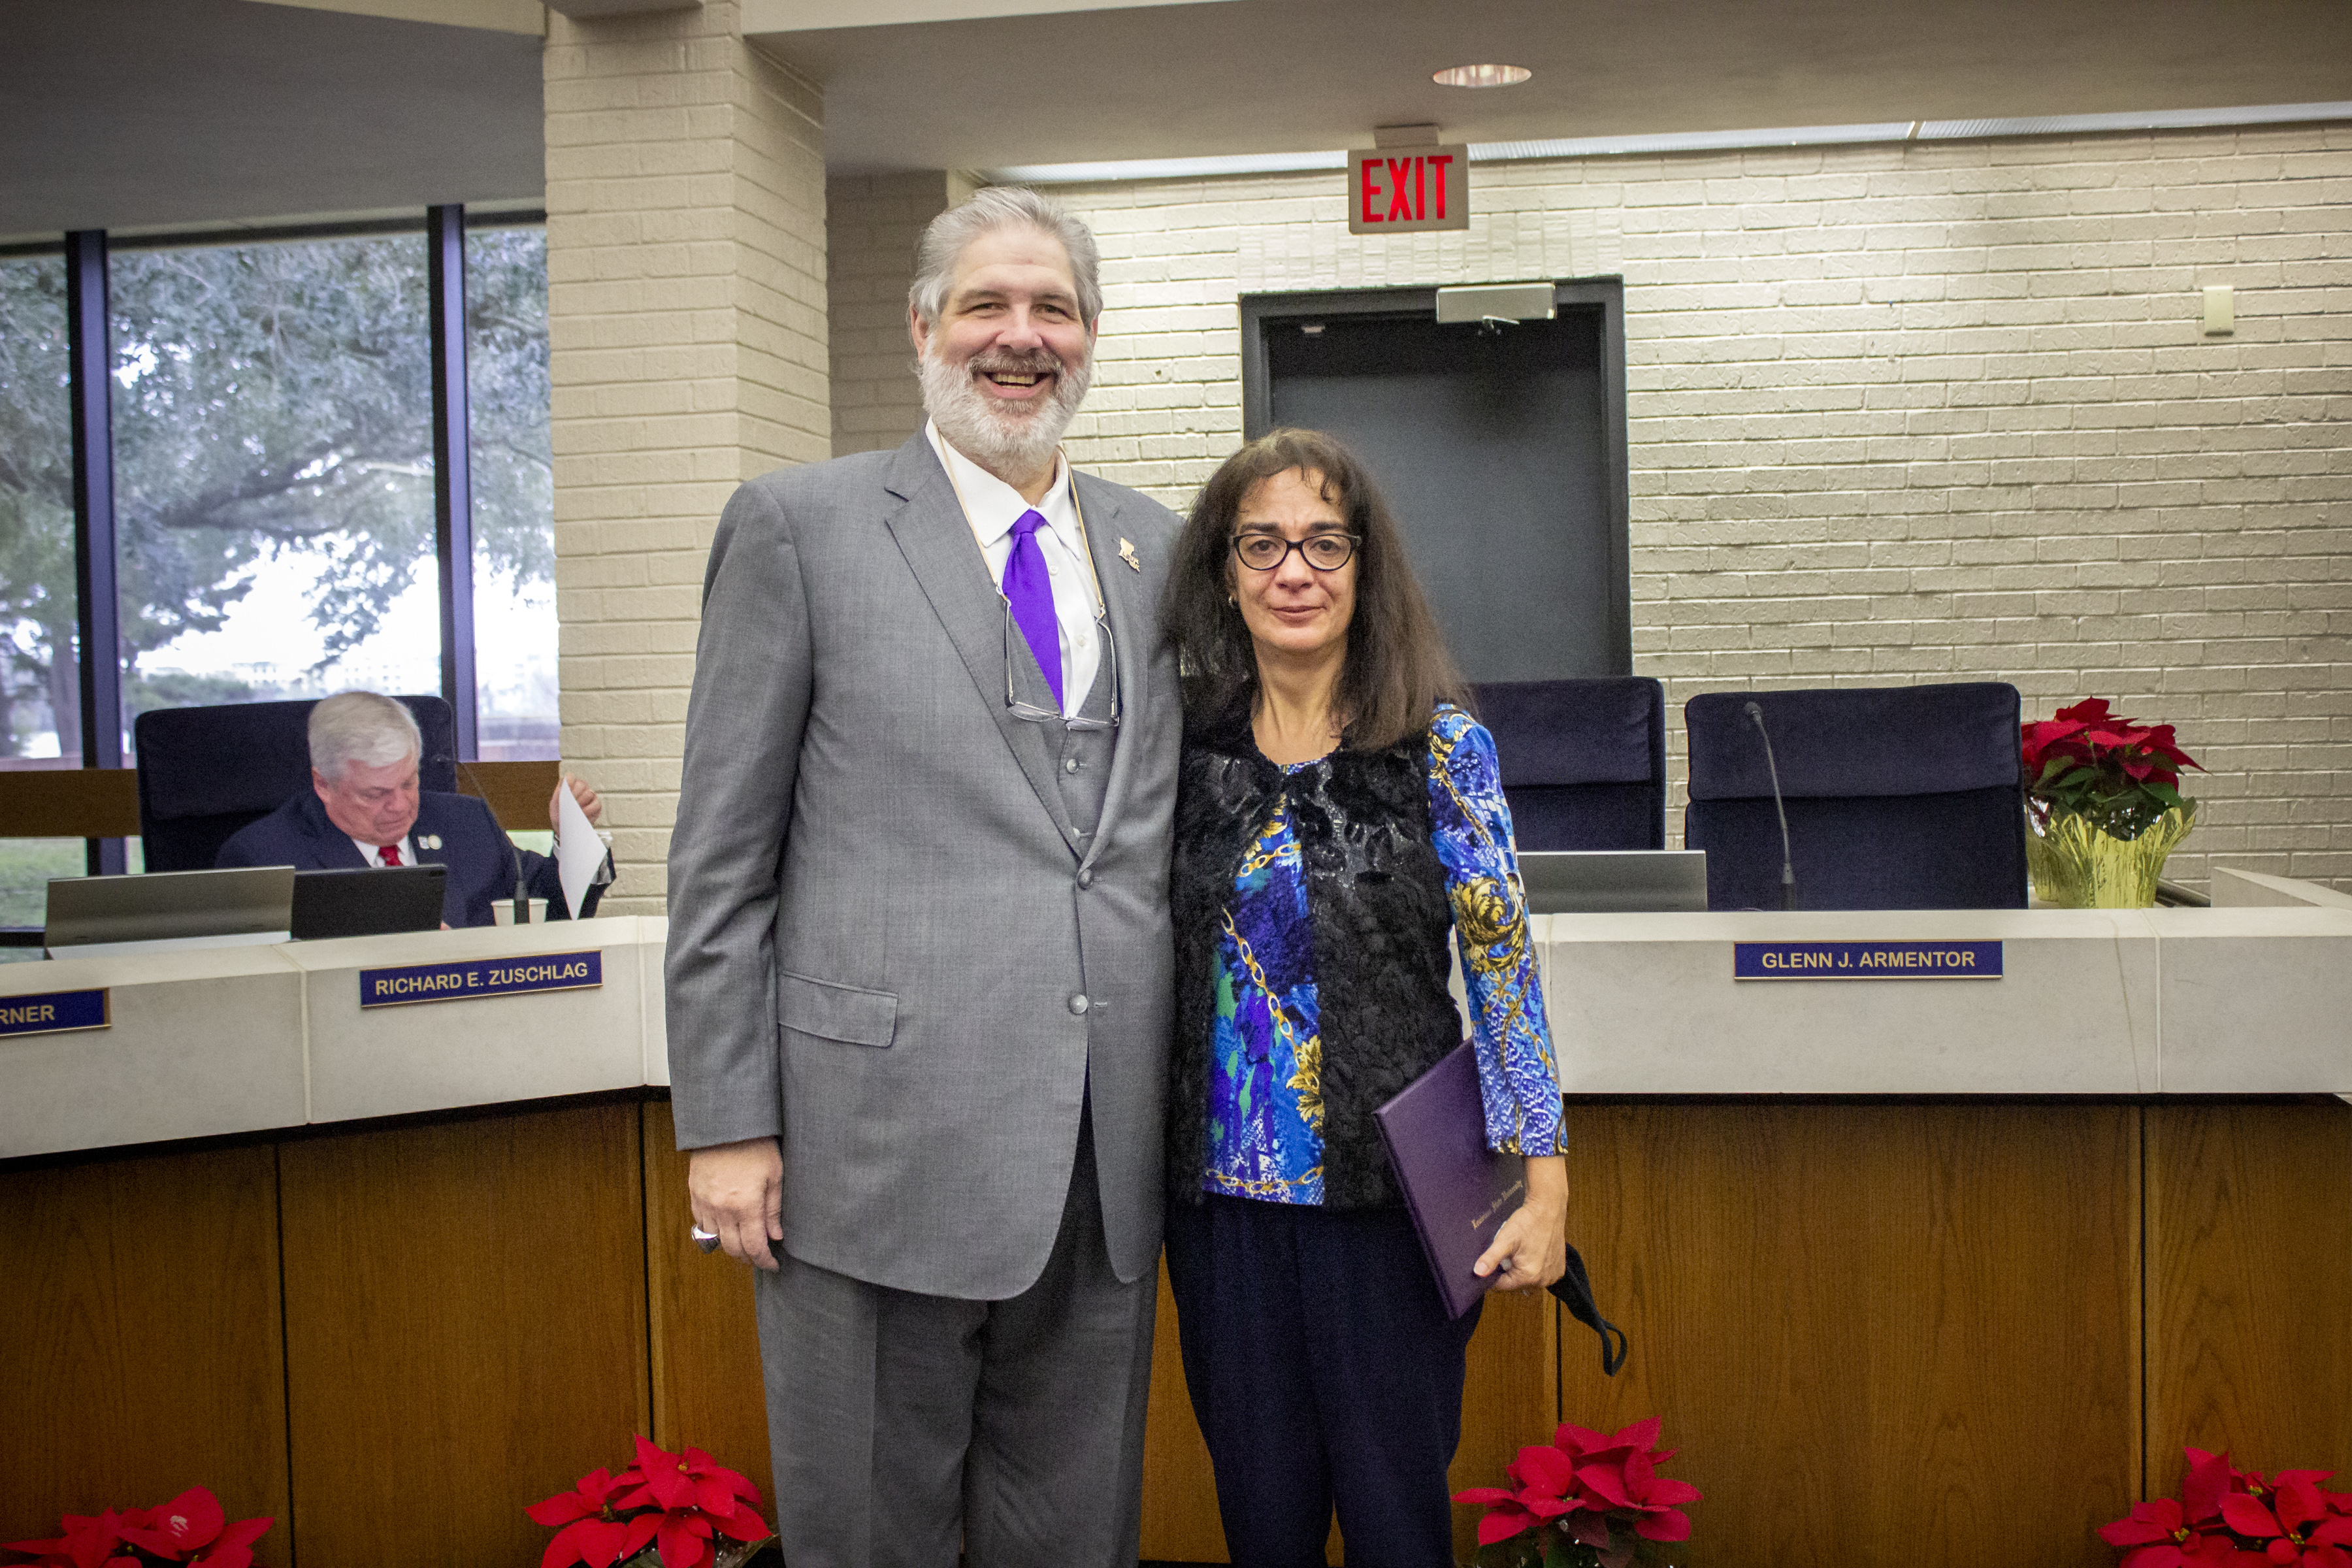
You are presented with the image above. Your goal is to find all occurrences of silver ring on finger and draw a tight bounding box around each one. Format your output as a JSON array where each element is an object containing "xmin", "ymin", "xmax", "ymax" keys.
[{"xmin": 690, "ymin": 1224, "xmax": 721, "ymax": 1254}]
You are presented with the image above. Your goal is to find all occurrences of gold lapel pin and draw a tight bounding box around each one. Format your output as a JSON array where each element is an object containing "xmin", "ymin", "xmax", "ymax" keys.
[{"xmin": 1118, "ymin": 538, "xmax": 1140, "ymax": 572}]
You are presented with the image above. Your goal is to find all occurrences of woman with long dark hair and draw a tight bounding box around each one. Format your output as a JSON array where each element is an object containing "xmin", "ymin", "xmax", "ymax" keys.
[{"xmin": 1161, "ymin": 428, "xmax": 1566, "ymax": 1566}]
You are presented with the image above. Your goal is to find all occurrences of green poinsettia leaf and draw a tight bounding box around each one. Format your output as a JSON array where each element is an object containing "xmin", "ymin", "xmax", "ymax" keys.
[
  {"xmin": 1542, "ymin": 1531, "xmax": 1600, "ymax": 1568},
  {"xmin": 2146, "ymin": 779, "xmax": 2184, "ymax": 811}
]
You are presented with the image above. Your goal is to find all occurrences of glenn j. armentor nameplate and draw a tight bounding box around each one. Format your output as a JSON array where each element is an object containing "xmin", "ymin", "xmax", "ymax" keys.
[{"xmin": 1735, "ymin": 941, "xmax": 2002, "ymax": 980}]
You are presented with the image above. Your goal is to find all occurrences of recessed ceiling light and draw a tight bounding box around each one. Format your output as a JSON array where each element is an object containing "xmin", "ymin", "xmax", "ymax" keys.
[{"xmin": 1433, "ymin": 63, "xmax": 1533, "ymax": 89}]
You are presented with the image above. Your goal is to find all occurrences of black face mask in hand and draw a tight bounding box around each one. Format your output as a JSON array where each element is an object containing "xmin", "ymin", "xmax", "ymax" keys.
[{"xmin": 1552, "ymin": 1245, "xmax": 1628, "ymax": 1376}]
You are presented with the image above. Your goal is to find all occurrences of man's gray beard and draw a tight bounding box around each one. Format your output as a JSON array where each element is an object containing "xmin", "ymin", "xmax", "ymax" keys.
[{"xmin": 919, "ymin": 344, "xmax": 1092, "ymax": 482}]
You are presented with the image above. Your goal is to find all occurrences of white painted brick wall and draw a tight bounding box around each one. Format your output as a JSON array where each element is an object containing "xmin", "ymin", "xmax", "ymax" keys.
[
  {"xmin": 827, "ymin": 172, "xmax": 950, "ymax": 456},
  {"xmin": 545, "ymin": 0, "xmax": 826, "ymax": 913},
  {"xmin": 996, "ymin": 125, "xmax": 2351, "ymax": 892}
]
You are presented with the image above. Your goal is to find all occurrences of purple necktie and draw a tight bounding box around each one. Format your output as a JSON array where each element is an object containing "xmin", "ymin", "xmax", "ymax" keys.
[{"xmin": 1003, "ymin": 508, "xmax": 1063, "ymax": 710}]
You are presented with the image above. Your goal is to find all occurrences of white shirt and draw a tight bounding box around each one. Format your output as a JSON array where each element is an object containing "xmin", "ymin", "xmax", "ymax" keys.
[
  {"xmin": 926, "ymin": 420, "xmax": 1103, "ymax": 717},
  {"xmin": 350, "ymin": 832, "xmax": 417, "ymax": 868}
]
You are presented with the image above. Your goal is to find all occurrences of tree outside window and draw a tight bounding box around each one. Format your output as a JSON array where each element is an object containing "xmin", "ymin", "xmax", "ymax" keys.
[
  {"xmin": 0, "ymin": 255, "xmax": 84, "ymax": 929},
  {"xmin": 0, "ymin": 255, "xmax": 79, "ymax": 762},
  {"xmin": 467, "ymin": 223, "xmax": 557, "ymax": 761},
  {"xmin": 0, "ymin": 229, "xmax": 557, "ymax": 764},
  {"xmin": 106, "ymin": 229, "xmax": 557, "ymax": 754},
  {"xmin": 0, "ymin": 225, "xmax": 559, "ymax": 908}
]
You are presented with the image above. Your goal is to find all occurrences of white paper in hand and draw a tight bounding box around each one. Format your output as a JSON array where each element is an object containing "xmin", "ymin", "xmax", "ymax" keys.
[{"xmin": 555, "ymin": 781, "xmax": 603, "ymax": 919}]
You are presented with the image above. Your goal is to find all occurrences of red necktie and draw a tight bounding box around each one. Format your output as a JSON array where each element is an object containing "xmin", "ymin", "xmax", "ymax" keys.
[{"xmin": 379, "ymin": 844, "xmax": 402, "ymax": 868}]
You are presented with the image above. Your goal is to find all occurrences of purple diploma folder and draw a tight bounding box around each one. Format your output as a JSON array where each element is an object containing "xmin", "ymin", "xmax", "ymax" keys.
[{"xmin": 1374, "ymin": 1039, "xmax": 1525, "ymax": 1320}]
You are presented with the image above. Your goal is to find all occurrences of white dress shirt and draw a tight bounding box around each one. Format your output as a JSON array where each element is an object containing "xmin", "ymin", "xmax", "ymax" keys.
[
  {"xmin": 350, "ymin": 832, "xmax": 417, "ymax": 868},
  {"xmin": 926, "ymin": 420, "xmax": 1103, "ymax": 717}
]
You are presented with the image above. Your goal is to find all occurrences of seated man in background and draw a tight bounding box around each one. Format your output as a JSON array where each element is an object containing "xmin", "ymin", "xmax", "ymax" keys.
[{"xmin": 216, "ymin": 690, "xmax": 612, "ymax": 928}]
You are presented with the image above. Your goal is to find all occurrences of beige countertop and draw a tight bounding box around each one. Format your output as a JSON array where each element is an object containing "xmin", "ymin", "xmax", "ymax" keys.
[{"xmin": 6, "ymin": 870, "xmax": 2349, "ymax": 1160}]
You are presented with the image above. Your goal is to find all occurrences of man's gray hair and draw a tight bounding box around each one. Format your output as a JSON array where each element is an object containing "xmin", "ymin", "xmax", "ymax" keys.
[
  {"xmin": 309, "ymin": 691, "xmax": 422, "ymax": 782},
  {"xmin": 909, "ymin": 186, "xmax": 1102, "ymax": 330}
]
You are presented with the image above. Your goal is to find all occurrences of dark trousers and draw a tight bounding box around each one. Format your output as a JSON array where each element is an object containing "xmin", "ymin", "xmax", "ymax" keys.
[{"xmin": 1163, "ymin": 1192, "xmax": 1482, "ymax": 1568}]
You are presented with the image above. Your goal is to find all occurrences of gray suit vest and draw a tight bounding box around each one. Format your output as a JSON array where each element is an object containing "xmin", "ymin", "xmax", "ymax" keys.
[
  {"xmin": 1009, "ymin": 615, "xmax": 1119, "ymax": 842},
  {"xmin": 1052, "ymin": 659, "xmax": 1118, "ymax": 842}
]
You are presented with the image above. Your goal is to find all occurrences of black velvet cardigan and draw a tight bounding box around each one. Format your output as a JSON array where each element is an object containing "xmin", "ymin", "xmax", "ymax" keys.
[{"xmin": 1168, "ymin": 703, "xmax": 1463, "ymax": 1209}]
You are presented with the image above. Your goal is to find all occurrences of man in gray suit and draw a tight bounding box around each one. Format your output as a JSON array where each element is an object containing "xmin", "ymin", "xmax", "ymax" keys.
[{"xmin": 666, "ymin": 187, "xmax": 1181, "ymax": 1567}]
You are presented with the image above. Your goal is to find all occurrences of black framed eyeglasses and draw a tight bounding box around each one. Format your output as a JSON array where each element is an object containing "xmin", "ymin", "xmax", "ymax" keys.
[
  {"xmin": 1232, "ymin": 532, "xmax": 1360, "ymax": 572},
  {"xmin": 1002, "ymin": 600, "xmax": 1121, "ymax": 730}
]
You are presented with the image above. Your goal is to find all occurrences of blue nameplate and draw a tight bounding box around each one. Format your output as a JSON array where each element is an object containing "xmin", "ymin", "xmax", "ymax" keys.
[
  {"xmin": 359, "ymin": 951, "xmax": 602, "ymax": 1009},
  {"xmin": 0, "ymin": 988, "xmax": 110, "ymax": 1037},
  {"xmin": 1735, "ymin": 941, "xmax": 2002, "ymax": 980}
]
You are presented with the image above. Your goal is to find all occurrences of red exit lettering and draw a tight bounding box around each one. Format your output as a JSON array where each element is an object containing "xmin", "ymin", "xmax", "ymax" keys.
[{"xmin": 1352, "ymin": 148, "xmax": 1465, "ymax": 233}]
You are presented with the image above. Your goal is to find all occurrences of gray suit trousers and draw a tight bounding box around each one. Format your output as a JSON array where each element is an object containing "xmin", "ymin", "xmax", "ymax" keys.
[{"xmin": 755, "ymin": 1111, "xmax": 1156, "ymax": 1568}]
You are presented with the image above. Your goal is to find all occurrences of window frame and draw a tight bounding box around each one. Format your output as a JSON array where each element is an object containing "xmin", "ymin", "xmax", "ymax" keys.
[{"xmin": 0, "ymin": 206, "xmax": 549, "ymax": 873}]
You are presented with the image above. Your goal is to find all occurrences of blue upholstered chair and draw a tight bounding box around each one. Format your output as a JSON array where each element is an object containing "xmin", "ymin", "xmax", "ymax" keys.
[
  {"xmin": 1682, "ymin": 683, "xmax": 2027, "ymax": 910},
  {"xmin": 134, "ymin": 695, "xmax": 459, "ymax": 873},
  {"xmin": 1471, "ymin": 678, "xmax": 1667, "ymax": 851}
]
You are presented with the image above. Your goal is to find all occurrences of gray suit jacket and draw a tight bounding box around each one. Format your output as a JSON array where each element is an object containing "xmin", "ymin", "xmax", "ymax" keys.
[{"xmin": 664, "ymin": 433, "xmax": 1182, "ymax": 1299}]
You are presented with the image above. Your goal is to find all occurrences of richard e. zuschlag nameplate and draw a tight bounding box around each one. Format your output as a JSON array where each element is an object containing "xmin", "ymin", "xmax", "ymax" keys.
[{"xmin": 359, "ymin": 952, "xmax": 602, "ymax": 1009}]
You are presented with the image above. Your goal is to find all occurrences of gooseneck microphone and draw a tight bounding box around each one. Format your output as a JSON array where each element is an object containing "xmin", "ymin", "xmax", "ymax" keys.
[
  {"xmin": 451, "ymin": 754, "xmax": 531, "ymax": 924},
  {"xmin": 1743, "ymin": 701, "xmax": 1797, "ymax": 912}
]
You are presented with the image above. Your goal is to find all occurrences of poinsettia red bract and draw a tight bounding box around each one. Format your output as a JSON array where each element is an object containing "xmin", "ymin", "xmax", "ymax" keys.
[
  {"xmin": 1452, "ymin": 1415, "xmax": 1701, "ymax": 1567},
  {"xmin": 526, "ymin": 1437, "xmax": 774, "ymax": 1568},
  {"xmin": 3, "ymin": 1492, "xmax": 270, "ymax": 1568},
  {"xmin": 2023, "ymin": 698, "xmax": 2204, "ymax": 841},
  {"xmin": 2101, "ymin": 1450, "xmax": 2352, "ymax": 1568}
]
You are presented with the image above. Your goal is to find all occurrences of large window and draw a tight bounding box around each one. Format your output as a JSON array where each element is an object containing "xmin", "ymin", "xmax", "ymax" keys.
[
  {"xmin": 0, "ymin": 257, "xmax": 91, "ymax": 937},
  {"xmin": 112, "ymin": 235, "xmax": 442, "ymax": 738},
  {"xmin": 0, "ymin": 212, "xmax": 559, "ymax": 909},
  {"xmin": 91, "ymin": 224, "xmax": 559, "ymax": 760},
  {"xmin": 0, "ymin": 255, "xmax": 81, "ymax": 762},
  {"xmin": 466, "ymin": 223, "xmax": 557, "ymax": 761}
]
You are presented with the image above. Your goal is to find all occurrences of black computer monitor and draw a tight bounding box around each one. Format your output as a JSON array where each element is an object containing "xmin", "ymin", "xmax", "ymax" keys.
[{"xmin": 290, "ymin": 866, "xmax": 448, "ymax": 940}]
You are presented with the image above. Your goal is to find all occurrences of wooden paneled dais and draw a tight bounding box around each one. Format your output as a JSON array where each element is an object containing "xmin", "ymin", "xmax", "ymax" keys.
[
  {"xmin": 0, "ymin": 1145, "xmax": 289, "ymax": 1544},
  {"xmin": 2146, "ymin": 1100, "xmax": 2352, "ymax": 1487},
  {"xmin": 17, "ymin": 1091, "xmax": 2347, "ymax": 1567},
  {"xmin": 1554, "ymin": 1101, "xmax": 2142, "ymax": 1568},
  {"xmin": 642, "ymin": 1102, "xmax": 773, "ymax": 1495},
  {"xmin": 278, "ymin": 1103, "xmax": 651, "ymax": 1565}
]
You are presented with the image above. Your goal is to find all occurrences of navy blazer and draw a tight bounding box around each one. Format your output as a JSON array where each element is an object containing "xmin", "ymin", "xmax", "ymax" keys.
[{"xmin": 215, "ymin": 788, "xmax": 605, "ymax": 928}]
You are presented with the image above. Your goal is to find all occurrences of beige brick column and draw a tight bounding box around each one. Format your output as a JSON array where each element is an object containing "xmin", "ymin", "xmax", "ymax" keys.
[
  {"xmin": 825, "ymin": 172, "xmax": 956, "ymax": 457},
  {"xmin": 544, "ymin": 2, "xmax": 826, "ymax": 913}
]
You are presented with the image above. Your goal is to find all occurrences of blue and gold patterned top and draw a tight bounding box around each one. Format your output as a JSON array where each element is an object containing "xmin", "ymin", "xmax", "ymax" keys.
[{"xmin": 1202, "ymin": 706, "xmax": 1561, "ymax": 1204}]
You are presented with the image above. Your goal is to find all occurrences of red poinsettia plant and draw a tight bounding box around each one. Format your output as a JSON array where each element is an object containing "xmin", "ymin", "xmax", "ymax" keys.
[
  {"xmin": 527, "ymin": 1436, "xmax": 774, "ymax": 1568},
  {"xmin": 1453, "ymin": 1416, "xmax": 1700, "ymax": 1568},
  {"xmin": 2021, "ymin": 698, "xmax": 2203, "ymax": 840},
  {"xmin": 3, "ymin": 1486, "xmax": 271, "ymax": 1568},
  {"xmin": 2100, "ymin": 1447, "xmax": 2352, "ymax": 1567}
]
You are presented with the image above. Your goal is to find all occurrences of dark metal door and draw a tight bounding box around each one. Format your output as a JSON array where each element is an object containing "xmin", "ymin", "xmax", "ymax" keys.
[{"xmin": 1241, "ymin": 282, "xmax": 1630, "ymax": 680}]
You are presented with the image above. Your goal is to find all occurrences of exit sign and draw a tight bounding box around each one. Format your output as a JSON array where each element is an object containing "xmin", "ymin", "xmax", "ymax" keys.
[{"xmin": 1348, "ymin": 144, "xmax": 1471, "ymax": 235}]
